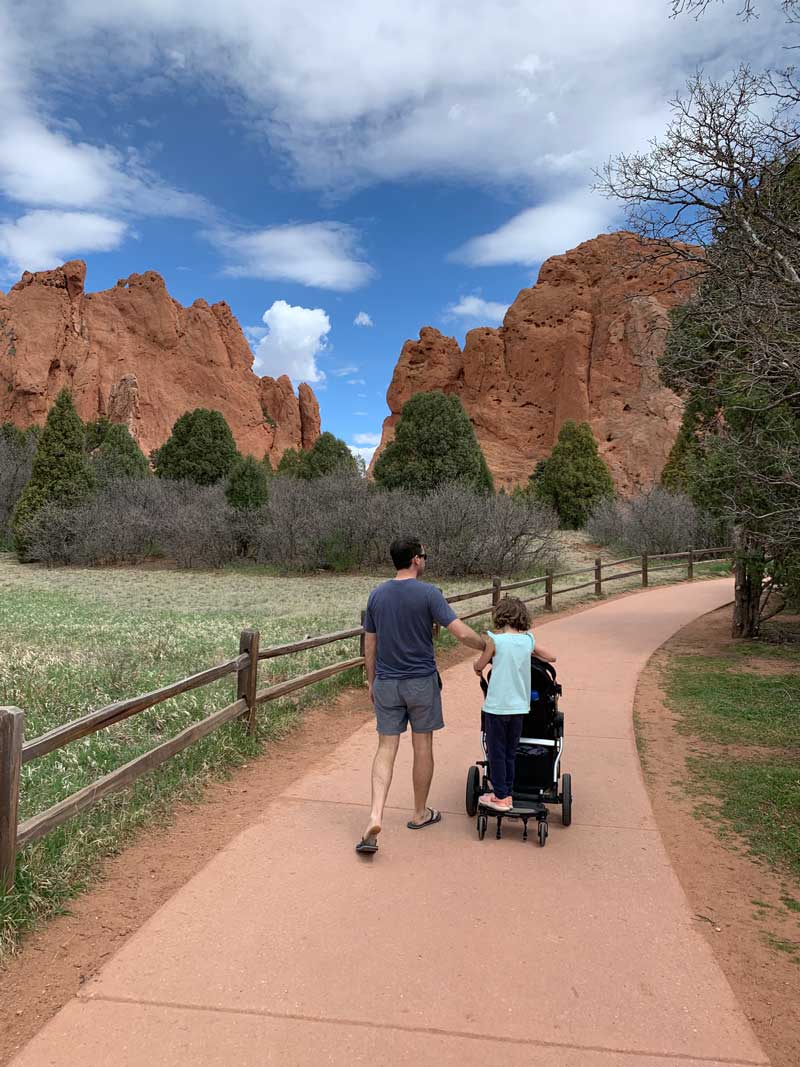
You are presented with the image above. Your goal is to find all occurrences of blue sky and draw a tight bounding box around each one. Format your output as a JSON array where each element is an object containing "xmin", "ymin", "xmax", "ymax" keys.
[{"xmin": 0, "ymin": 1, "xmax": 783, "ymax": 463}]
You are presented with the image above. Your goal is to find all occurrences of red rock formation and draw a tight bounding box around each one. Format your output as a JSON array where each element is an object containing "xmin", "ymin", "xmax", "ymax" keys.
[
  {"xmin": 0, "ymin": 261, "xmax": 321, "ymax": 464},
  {"xmin": 373, "ymin": 232, "xmax": 697, "ymax": 493}
]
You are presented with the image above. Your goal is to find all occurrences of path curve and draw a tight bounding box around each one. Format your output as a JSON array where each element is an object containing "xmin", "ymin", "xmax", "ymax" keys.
[{"xmin": 13, "ymin": 578, "xmax": 770, "ymax": 1066}]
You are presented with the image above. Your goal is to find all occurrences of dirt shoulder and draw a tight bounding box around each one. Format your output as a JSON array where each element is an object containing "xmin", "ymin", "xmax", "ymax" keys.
[{"xmin": 634, "ymin": 606, "xmax": 800, "ymax": 1067}]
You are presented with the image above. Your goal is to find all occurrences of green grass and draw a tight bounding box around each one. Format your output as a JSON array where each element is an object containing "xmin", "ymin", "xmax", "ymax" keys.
[
  {"xmin": 688, "ymin": 756, "xmax": 800, "ymax": 880},
  {"xmin": 662, "ymin": 628, "xmax": 800, "ymax": 897},
  {"xmin": 667, "ymin": 654, "xmax": 799, "ymax": 747}
]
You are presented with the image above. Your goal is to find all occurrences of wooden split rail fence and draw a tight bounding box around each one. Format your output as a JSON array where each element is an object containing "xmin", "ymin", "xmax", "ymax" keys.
[{"xmin": 0, "ymin": 545, "xmax": 731, "ymax": 890}]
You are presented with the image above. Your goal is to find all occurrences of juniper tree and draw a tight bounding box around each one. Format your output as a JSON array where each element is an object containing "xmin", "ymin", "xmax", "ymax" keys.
[
  {"xmin": 226, "ymin": 454, "xmax": 270, "ymax": 509},
  {"xmin": 93, "ymin": 423, "xmax": 150, "ymax": 484},
  {"xmin": 12, "ymin": 390, "xmax": 95, "ymax": 558},
  {"xmin": 154, "ymin": 409, "xmax": 239, "ymax": 486},
  {"xmin": 373, "ymin": 391, "xmax": 494, "ymax": 493},
  {"xmin": 530, "ymin": 421, "xmax": 614, "ymax": 529}
]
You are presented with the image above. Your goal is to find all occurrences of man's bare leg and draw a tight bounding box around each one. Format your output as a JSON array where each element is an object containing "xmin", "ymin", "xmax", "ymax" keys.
[
  {"xmin": 362, "ymin": 733, "xmax": 400, "ymax": 842},
  {"xmin": 411, "ymin": 730, "xmax": 435, "ymax": 825}
]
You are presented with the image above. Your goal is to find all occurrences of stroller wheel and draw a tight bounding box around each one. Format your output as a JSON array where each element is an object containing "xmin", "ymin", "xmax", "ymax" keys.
[
  {"xmin": 466, "ymin": 765, "xmax": 481, "ymax": 817},
  {"xmin": 477, "ymin": 815, "xmax": 487, "ymax": 840},
  {"xmin": 537, "ymin": 820, "xmax": 548, "ymax": 847},
  {"xmin": 561, "ymin": 773, "xmax": 572, "ymax": 827}
]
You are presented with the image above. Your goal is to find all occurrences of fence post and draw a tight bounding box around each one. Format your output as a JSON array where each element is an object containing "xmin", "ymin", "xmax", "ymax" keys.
[
  {"xmin": 545, "ymin": 573, "xmax": 553, "ymax": 611},
  {"xmin": 642, "ymin": 553, "xmax": 649, "ymax": 587},
  {"xmin": 687, "ymin": 547, "xmax": 694, "ymax": 581},
  {"xmin": 594, "ymin": 558, "xmax": 603, "ymax": 597},
  {"xmin": 491, "ymin": 576, "xmax": 502, "ymax": 607},
  {"xmin": 0, "ymin": 707, "xmax": 24, "ymax": 893},
  {"xmin": 237, "ymin": 630, "xmax": 261, "ymax": 735}
]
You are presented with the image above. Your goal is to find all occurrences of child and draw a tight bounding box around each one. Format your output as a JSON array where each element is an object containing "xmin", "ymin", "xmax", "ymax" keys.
[{"xmin": 473, "ymin": 596, "xmax": 557, "ymax": 811}]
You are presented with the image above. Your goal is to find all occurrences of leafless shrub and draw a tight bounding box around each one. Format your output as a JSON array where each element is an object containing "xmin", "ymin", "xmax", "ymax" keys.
[
  {"xmin": 18, "ymin": 471, "xmax": 561, "ymax": 577},
  {"xmin": 416, "ymin": 484, "xmax": 560, "ymax": 577},
  {"xmin": 19, "ymin": 479, "xmax": 238, "ymax": 569},
  {"xmin": 0, "ymin": 435, "xmax": 35, "ymax": 543},
  {"xmin": 587, "ymin": 487, "xmax": 719, "ymax": 554},
  {"xmin": 251, "ymin": 475, "xmax": 559, "ymax": 576}
]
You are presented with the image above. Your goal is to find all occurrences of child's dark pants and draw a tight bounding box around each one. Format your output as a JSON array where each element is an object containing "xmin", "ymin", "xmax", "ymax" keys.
[{"xmin": 485, "ymin": 714, "xmax": 525, "ymax": 800}]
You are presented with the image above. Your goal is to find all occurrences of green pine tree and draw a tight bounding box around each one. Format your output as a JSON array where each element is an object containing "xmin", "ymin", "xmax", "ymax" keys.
[
  {"xmin": 276, "ymin": 447, "xmax": 304, "ymax": 477},
  {"xmin": 154, "ymin": 409, "xmax": 239, "ymax": 485},
  {"xmin": 531, "ymin": 420, "xmax": 614, "ymax": 528},
  {"xmin": 93, "ymin": 423, "xmax": 150, "ymax": 484},
  {"xmin": 84, "ymin": 416, "xmax": 112, "ymax": 453},
  {"xmin": 298, "ymin": 432, "xmax": 359, "ymax": 479},
  {"xmin": 13, "ymin": 390, "xmax": 95, "ymax": 557},
  {"xmin": 373, "ymin": 391, "xmax": 494, "ymax": 493},
  {"xmin": 226, "ymin": 454, "xmax": 270, "ymax": 509}
]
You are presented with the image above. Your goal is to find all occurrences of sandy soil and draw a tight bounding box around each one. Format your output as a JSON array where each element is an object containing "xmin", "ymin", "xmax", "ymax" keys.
[{"xmin": 634, "ymin": 607, "xmax": 800, "ymax": 1067}]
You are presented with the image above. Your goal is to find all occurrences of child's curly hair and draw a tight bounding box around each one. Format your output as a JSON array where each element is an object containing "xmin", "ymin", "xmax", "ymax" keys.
[{"xmin": 492, "ymin": 596, "xmax": 530, "ymax": 632}]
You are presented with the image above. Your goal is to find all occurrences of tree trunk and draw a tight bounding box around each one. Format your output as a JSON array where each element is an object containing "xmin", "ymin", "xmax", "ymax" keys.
[{"xmin": 732, "ymin": 528, "xmax": 764, "ymax": 639}]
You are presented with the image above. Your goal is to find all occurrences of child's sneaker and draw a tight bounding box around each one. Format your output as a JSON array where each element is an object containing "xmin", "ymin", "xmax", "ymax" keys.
[{"xmin": 481, "ymin": 794, "xmax": 513, "ymax": 811}]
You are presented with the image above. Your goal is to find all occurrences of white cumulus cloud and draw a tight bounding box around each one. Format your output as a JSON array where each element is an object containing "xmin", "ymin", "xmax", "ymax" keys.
[
  {"xmin": 447, "ymin": 294, "xmax": 508, "ymax": 325},
  {"xmin": 213, "ymin": 222, "xmax": 373, "ymax": 291},
  {"xmin": 452, "ymin": 190, "xmax": 620, "ymax": 268},
  {"xmin": 353, "ymin": 432, "xmax": 382, "ymax": 446},
  {"xmin": 0, "ymin": 210, "xmax": 127, "ymax": 272},
  {"xmin": 353, "ymin": 310, "xmax": 373, "ymax": 327},
  {"xmin": 252, "ymin": 300, "xmax": 331, "ymax": 385}
]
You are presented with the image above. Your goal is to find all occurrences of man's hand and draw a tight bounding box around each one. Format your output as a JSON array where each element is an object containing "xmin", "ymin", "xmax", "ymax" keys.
[
  {"xmin": 368, "ymin": 681, "xmax": 375, "ymax": 704},
  {"xmin": 472, "ymin": 659, "xmax": 484, "ymax": 675}
]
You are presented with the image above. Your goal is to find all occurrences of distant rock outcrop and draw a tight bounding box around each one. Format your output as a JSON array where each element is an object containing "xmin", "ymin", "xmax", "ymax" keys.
[
  {"xmin": 373, "ymin": 232, "xmax": 697, "ymax": 493},
  {"xmin": 0, "ymin": 261, "xmax": 320, "ymax": 463}
]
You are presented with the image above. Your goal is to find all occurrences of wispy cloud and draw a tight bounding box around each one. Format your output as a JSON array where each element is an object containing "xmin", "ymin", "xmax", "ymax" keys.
[
  {"xmin": 346, "ymin": 378, "xmax": 366, "ymax": 386},
  {"xmin": 0, "ymin": 210, "xmax": 127, "ymax": 272},
  {"xmin": 451, "ymin": 189, "xmax": 619, "ymax": 268},
  {"xmin": 332, "ymin": 364, "xmax": 360, "ymax": 377},
  {"xmin": 353, "ymin": 310, "xmax": 373, "ymax": 327},
  {"xmin": 446, "ymin": 294, "xmax": 508, "ymax": 325},
  {"xmin": 211, "ymin": 222, "xmax": 374, "ymax": 291}
]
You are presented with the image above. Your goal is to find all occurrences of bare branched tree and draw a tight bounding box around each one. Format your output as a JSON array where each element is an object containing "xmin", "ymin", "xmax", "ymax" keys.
[
  {"xmin": 598, "ymin": 32, "xmax": 800, "ymax": 635},
  {"xmin": 671, "ymin": 0, "xmax": 799, "ymax": 23}
]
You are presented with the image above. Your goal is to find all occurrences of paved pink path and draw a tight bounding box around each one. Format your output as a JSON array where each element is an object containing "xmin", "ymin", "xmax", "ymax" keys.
[{"xmin": 13, "ymin": 579, "xmax": 771, "ymax": 1066}]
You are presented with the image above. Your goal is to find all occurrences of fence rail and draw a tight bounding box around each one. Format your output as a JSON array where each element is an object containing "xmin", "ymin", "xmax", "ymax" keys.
[{"xmin": 0, "ymin": 544, "xmax": 732, "ymax": 890}]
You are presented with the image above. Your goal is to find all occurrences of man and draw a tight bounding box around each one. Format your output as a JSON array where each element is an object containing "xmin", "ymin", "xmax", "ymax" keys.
[{"xmin": 356, "ymin": 536, "xmax": 486, "ymax": 854}]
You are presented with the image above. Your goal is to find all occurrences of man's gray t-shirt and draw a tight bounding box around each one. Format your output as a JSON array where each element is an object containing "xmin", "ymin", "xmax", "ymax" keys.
[{"xmin": 364, "ymin": 579, "xmax": 457, "ymax": 679}]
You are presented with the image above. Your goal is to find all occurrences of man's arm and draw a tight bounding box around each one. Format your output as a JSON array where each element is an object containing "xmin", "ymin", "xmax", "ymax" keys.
[
  {"xmin": 364, "ymin": 631, "xmax": 377, "ymax": 701},
  {"xmin": 446, "ymin": 618, "xmax": 486, "ymax": 652},
  {"xmin": 473, "ymin": 633, "xmax": 495, "ymax": 674}
]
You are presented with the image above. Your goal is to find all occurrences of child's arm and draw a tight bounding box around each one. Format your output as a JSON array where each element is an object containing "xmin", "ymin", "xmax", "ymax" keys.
[
  {"xmin": 473, "ymin": 634, "xmax": 495, "ymax": 674},
  {"xmin": 531, "ymin": 633, "xmax": 557, "ymax": 663}
]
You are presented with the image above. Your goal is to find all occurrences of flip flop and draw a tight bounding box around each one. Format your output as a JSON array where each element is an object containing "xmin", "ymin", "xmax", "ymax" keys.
[
  {"xmin": 407, "ymin": 807, "xmax": 442, "ymax": 830},
  {"xmin": 355, "ymin": 835, "xmax": 379, "ymax": 854}
]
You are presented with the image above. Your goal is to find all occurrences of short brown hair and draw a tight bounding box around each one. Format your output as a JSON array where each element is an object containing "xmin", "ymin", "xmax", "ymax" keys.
[{"xmin": 492, "ymin": 596, "xmax": 530, "ymax": 632}]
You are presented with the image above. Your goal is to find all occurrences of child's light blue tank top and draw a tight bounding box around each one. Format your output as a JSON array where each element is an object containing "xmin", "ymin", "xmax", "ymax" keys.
[{"xmin": 483, "ymin": 631, "xmax": 535, "ymax": 715}]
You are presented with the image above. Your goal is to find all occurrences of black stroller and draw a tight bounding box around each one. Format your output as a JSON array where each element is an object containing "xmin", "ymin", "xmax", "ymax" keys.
[{"xmin": 465, "ymin": 656, "xmax": 572, "ymax": 846}]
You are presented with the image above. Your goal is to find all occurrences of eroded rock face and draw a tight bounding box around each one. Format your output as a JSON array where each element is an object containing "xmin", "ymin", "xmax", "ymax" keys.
[
  {"xmin": 373, "ymin": 232, "xmax": 696, "ymax": 493},
  {"xmin": 0, "ymin": 261, "xmax": 321, "ymax": 464}
]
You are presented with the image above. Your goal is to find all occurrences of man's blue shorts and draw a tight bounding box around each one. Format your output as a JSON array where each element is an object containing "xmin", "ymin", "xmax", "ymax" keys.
[{"xmin": 373, "ymin": 673, "xmax": 444, "ymax": 734}]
